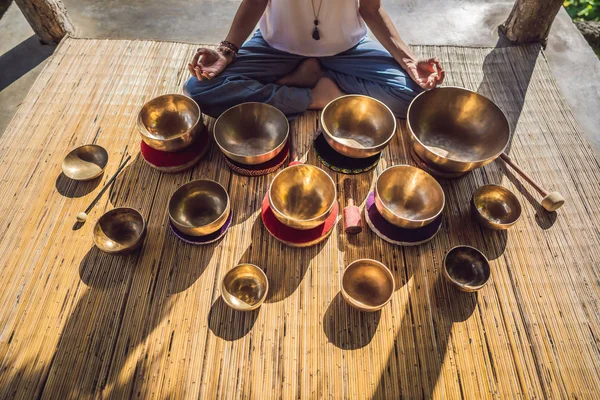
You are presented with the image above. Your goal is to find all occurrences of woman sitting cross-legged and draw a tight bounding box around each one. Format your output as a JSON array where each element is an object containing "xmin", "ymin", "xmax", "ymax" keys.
[{"xmin": 184, "ymin": 0, "xmax": 445, "ymax": 118}]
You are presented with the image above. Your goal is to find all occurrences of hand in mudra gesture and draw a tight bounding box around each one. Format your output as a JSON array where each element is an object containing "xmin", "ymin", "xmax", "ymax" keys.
[
  {"xmin": 187, "ymin": 48, "xmax": 233, "ymax": 80},
  {"xmin": 405, "ymin": 57, "xmax": 445, "ymax": 90}
]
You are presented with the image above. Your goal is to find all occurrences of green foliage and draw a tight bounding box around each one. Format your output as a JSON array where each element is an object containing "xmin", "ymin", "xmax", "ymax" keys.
[{"xmin": 564, "ymin": 0, "xmax": 600, "ymax": 21}]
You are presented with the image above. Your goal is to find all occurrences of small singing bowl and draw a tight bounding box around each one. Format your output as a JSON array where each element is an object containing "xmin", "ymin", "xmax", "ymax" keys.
[
  {"xmin": 321, "ymin": 95, "xmax": 397, "ymax": 158},
  {"xmin": 221, "ymin": 264, "xmax": 269, "ymax": 311},
  {"xmin": 443, "ymin": 246, "xmax": 491, "ymax": 292},
  {"xmin": 62, "ymin": 144, "xmax": 109, "ymax": 181},
  {"xmin": 137, "ymin": 94, "xmax": 203, "ymax": 152},
  {"xmin": 341, "ymin": 259, "xmax": 395, "ymax": 312},
  {"xmin": 374, "ymin": 165, "xmax": 445, "ymax": 229},
  {"xmin": 472, "ymin": 184, "xmax": 522, "ymax": 230},
  {"xmin": 214, "ymin": 102, "xmax": 289, "ymax": 165},
  {"xmin": 168, "ymin": 179, "xmax": 230, "ymax": 236},
  {"xmin": 268, "ymin": 164, "xmax": 337, "ymax": 230},
  {"xmin": 93, "ymin": 208, "xmax": 146, "ymax": 255}
]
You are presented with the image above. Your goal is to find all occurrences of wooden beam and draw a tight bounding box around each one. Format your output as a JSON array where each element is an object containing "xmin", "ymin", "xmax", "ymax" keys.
[
  {"xmin": 501, "ymin": 0, "xmax": 564, "ymax": 44},
  {"xmin": 14, "ymin": 0, "xmax": 74, "ymax": 44}
]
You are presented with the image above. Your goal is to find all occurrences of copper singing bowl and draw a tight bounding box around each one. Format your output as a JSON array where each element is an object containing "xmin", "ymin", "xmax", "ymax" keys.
[
  {"xmin": 342, "ymin": 259, "xmax": 395, "ymax": 312},
  {"xmin": 269, "ymin": 164, "xmax": 336, "ymax": 230},
  {"xmin": 321, "ymin": 95, "xmax": 396, "ymax": 158},
  {"xmin": 168, "ymin": 179, "xmax": 230, "ymax": 236},
  {"xmin": 93, "ymin": 208, "xmax": 146, "ymax": 255},
  {"xmin": 472, "ymin": 184, "xmax": 522, "ymax": 230},
  {"xmin": 62, "ymin": 144, "xmax": 108, "ymax": 181},
  {"xmin": 214, "ymin": 102, "xmax": 289, "ymax": 165},
  {"xmin": 375, "ymin": 165, "xmax": 445, "ymax": 229},
  {"xmin": 407, "ymin": 87, "xmax": 510, "ymax": 173},
  {"xmin": 137, "ymin": 94, "xmax": 203, "ymax": 152},
  {"xmin": 443, "ymin": 246, "xmax": 491, "ymax": 292},
  {"xmin": 221, "ymin": 264, "xmax": 269, "ymax": 311}
]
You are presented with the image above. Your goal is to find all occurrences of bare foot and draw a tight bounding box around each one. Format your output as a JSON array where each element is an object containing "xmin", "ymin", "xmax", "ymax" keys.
[
  {"xmin": 277, "ymin": 58, "xmax": 324, "ymax": 88},
  {"xmin": 309, "ymin": 77, "xmax": 345, "ymax": 109}
]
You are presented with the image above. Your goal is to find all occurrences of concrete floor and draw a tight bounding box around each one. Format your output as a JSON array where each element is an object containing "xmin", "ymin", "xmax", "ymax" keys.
[{"xmin": 1, "ymin": 0, "xmax": 599, "ymax": 154}]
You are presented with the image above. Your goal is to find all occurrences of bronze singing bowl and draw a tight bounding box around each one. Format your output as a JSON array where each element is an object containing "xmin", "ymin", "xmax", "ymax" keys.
[
  {"xmin": 268, "ymin": 164, "xmax": 337, "ymax": 230},
  {"xmin": 472, "ymin": 184, "xmax": 522, "ymax": 230},
  {"xmin": 168, "ymin": 179, "xmax": 230, "ymax": 236},
  {"xmin": 137, "ymin": 94, "xmax": 203, "ymax": 152},
  {"xmin": 93, "ymin": 207, "xmax": 146, "ymax": 255},
  {"xmin": 321, "ymin": 95, "xmax": 397, "ymax": 158},
  {"xmin": 62, "ymin": 144, "xmax": 109, "ymax": 181},
  {"xmin": 407, "ymin": 87, "xmax": 510, "ymax": 173},
  {"xmin": 214, "ymin": 102, "xmax": 289, "ymax": 165},
  {"xmin": 221, "ymin": 264, "xmax": 269, "ymax": 311},
  {"xmin": 342, "ymin": 259, "xmax": 395, "ymax": 312},
  {"xmin": 375, "ymin": 165, "xmax": 445, "ymax": 229},
  {"xmin": 443, "ymin": 246, "xmax": 491, "ymax": 292}
]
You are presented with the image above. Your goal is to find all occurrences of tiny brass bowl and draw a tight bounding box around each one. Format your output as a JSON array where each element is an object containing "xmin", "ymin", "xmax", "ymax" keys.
[
  {"xmin": 443, "ymin": 246, "xmax": 491, "ymax": 292},
  {"xmin": 221, "ymin": 264, "xmax": 269, "ymax": 311},
  {"xmin": 168, "ymin": 179, "xmax": 230, "ymax": 236},
  {"xmin": 321, "ymin": 95, "xmax": 397, "ymax": 158},
  {"xmin": 137, "ymin": 94, "xmax": 203, "ymax": 152},
  {"xmin": 268, "ymin": 164, "xmax": 337, "ymax": 230},
  {"xmin": 375, "ymin": 165, "xmax": 445, "ymax": 229},
  {"xmin": 62, "ymin": 144, "xmax": 109, "ymax": 181},
  {"xmin": 472, "ymin": 184, "xmax": 522, "ymax": 230},
  {"xmin": 341, "ymin": 259, "xmax": 395, "ymax": 312},
  {"xmin": 93, "ymin": 207, "xmax": 146, "ymax": 255},
  {"xmin": 214, "ymin": 102, "xmax": 289, "ymax": 165}
]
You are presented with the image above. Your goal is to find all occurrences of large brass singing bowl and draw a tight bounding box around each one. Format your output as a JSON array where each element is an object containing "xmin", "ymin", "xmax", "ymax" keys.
[
  {"xmin": 407, "ymin": 87, "xmax": 510, "ymax": 173},
  {"xmin": 342, "ymin": 259, "xmax": 395, "ymax": 312},
  {"xmin": 269, "ymin": 164, "xmax": 336, "ymax": 230},
  {"xmin": 321, "ymin": 95, "xmax": 397, "ymax": 158},
  {"xmin": 168, "ymin": 179, "xmax": 230, "ymax": 236},
  {"xmin": 375, "ymin": 165, "xmax": 445, "ymax": 229},
  {"xmin": 62, "ymin": 144, "xmax": 109, "ymax": 181},
  {"xmin": 214, "ymin": 102, "xmax": 289, "ymax": 165},
  {"xmin": 221, "ymin": 264, "xmax": 269, "ymax": 311},
  {"xmin": 472, "ymin": 184, "xmax": 522, "ymax": 230},
  {"xmin": 93, "ymin": 207, "xmax": 146, "ymax": 255},
  {"xmin": 443, "ymin": 246, "xmax": 491, "ymax": 292},
  {"xmin": 137, "ymin": 94, "xmax": 203, "ymax": 152}
]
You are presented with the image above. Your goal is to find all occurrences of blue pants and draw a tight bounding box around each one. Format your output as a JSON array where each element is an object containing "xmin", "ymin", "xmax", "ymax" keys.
[{"xmin": 184, "ymin": 31, "xmax": 422, "ymax": 118}]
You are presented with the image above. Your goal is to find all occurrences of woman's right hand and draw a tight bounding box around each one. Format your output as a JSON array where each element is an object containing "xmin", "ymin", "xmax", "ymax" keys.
[{"xmin": 187, "ymin": 48, "xmax": 233, "ymax": 80}]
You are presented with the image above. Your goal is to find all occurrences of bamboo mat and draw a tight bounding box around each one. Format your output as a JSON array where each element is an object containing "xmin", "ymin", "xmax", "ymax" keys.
[{"xmin": 0, "ymin": 38, "xmax": 599, "ymax": 399}]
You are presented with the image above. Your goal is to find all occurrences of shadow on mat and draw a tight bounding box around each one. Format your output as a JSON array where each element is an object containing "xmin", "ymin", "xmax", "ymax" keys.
[
  {"xmin": 56, "ymin": 172, "xmax": 102, "ymax": 198},
  {"xmin": 208, "ymin": 297, "xmax": 259, "ymax": 341}
]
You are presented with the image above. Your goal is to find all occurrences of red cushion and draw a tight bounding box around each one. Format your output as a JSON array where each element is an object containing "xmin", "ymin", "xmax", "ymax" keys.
[{"xmin": 140, "ymin": 131, "xmax": 209, "ymax": 167}]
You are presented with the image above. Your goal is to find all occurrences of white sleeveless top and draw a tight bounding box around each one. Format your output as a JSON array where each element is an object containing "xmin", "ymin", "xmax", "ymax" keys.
[{"xmin": 259, "ymin": 0, "xmax": 367, "ymax": 57}]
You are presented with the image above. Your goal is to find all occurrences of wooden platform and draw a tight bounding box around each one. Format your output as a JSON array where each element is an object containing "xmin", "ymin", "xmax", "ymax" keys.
[{"xmin": 1, "ymin": 38, "xmax": 599, "ymax": 399}]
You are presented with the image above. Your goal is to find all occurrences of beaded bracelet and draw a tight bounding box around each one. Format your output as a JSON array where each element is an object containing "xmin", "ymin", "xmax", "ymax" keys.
[{"xmin": 219, "ymin": 40, "xmax": 239, "ymax": 54}]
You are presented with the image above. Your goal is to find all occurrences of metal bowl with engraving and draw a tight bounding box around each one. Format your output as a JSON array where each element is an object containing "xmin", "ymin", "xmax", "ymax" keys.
[
  {"xmin": 168, "ymin": 179, "xmax": 230, "ymax": 236},
  {"xmin": 214, "ymin": 102, "xmax": 289, "ymax": 165},
  {"xmin": 341, "ymin": 259, "xmax": 395, "ymax": 312},
  {"xmin": 472, "ymin": 184, "xmax": 522, "ymax": 230},
  {"xmin": 62, "ymin": 144, "xmax": 109, "ymax": 181},
  {"xmin": 137, "ymin": 94, "xmax": 203, "ymax": 152},
  {"xmin": 375, "ymin": 165, "xmax": 445, "ymax": 229},
  {"xmin": 443, "ymin": 246, "xmax": 491, "ymax": 292},
  {"xmin": 221, "ymin": 264, "xmax": 269, "ymax": 311},
  {"xmin": 321, "ymin": 95, "xmax": 397, "ymax": 158},
  {"xmin": 407, "ymin": 87, "xmax": 510, "ymax": 173},
  {"xmin": 268, "ymin": 163, "xmax": 337, "ymax": 230},
  {"xmin": 93, "ymin": 207, "xmax": 146, "ymax": 255}
]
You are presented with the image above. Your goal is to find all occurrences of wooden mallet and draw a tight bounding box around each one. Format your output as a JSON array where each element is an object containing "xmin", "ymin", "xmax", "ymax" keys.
[{"xmin": 343, "ymin": 179, "xmax": 362, "ymax": 234}]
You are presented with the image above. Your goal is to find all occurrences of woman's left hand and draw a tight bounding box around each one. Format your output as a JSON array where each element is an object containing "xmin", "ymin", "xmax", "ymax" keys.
[{"xmin": 405, "ymin": 58, "xmax": 445, "ymax": 90}]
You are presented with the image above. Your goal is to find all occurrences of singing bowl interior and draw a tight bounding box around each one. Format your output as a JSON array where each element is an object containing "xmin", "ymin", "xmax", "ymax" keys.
[
  {"xmin": 473, "ymin": 184, "xmax": 522, "ymax": 229},
  {"xmin": 321, "ymin": 95, "xmax": 396, "ymax": 158},
  {"xmin": 214, "ymin": 102, "xmax": 289, "ymax": 165},
  {"xmin": 168, "ymin": 180, "xmax": 229, "ymax": 236},
  {"xmin": 138, "ymin": 94, "xmax": 200, "ymax": 139},
  {"xmin": 62, "ymin": 145, "xmax": 109, "ymax": 181},
  {"xmin": 408, "ymin": 87, "xmax": 510, "ymax": 163},
  {"xmin": 221, "ymin": 264, "xmax": 269, "ymax": 311},
  {"xmin": 375, "ymin": 165, "xmax": 444, "ymax": 227},
  {"xmin": 93, "ymin": 208, "xmax": 145, "ymax": 254},
  {"xmin": 342, "ymin": 259, "xmax": 395, "ymax": 311},
  {"xmin": 444, "ymin": 246, "xmax": 490, "ymax": 292}
]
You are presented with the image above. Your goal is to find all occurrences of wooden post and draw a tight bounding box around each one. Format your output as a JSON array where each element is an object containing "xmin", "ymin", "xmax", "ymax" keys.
[
  {"xmin": 501, "ymin": 0, "xmax": 564, "ymax": 44},
  {"xmin": 14, "ymin": 0, "xmax": 74, "ymax": 44}
]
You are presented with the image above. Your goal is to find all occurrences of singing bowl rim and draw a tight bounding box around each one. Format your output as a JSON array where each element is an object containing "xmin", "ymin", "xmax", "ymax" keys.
[
  {"xmin": 137, "ymin": 93, "xmax": 202, "ymax": 143},
  {"xmin": 407, "ymin": 86, "xmax": 511, "ymax": 165},
  {"xmin": 472, "ymin": 184, "xmax": 522, "ymax": 229},
  {"xmin": 92, "ymin": 207, "xmax": 146, "ymax": 254},
  {"xmin": 220, "ymin": 263, "xmax": 269, "ymax": 311},
  {"xmin": 214, "ymin": 102, "xmax": 290, "ymax": 165},
  {"xmin": 374, "ymin": 164, "xmax": 445, "ymax": 228},
  {"xmin": 62, "ymin": 144, "xmax": 109, "ymax": 181},
  {"xmin": 341, "ymin": 258, "xmax": 395, "ymax": 312},
  {"xmin": 443, "ymin": 245, "xmax": 491, "ymax": 292},
  {"xmin": 167, "ymin": 179, "xmax": 230, "ymax": 236}
]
